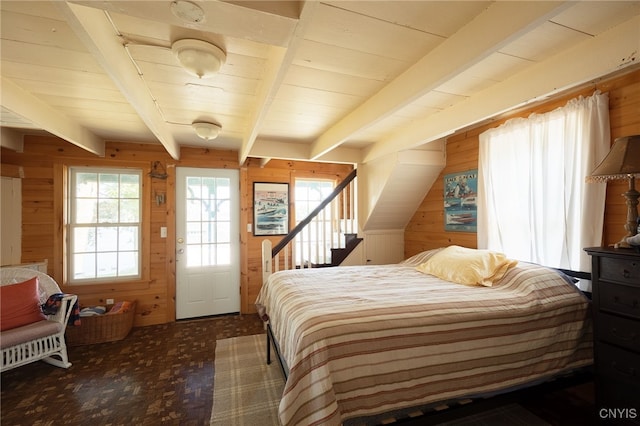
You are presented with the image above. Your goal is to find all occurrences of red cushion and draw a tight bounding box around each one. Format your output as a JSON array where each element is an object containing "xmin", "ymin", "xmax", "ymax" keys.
[{"xmin": 1, "ymin": 277, "xmax": 47, "ymax": 331}]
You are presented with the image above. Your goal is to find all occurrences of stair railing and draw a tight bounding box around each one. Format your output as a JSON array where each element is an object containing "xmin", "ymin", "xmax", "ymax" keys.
[{"xmin": 262, "ymin": 169, "xmax": 357, "ymax": 282}]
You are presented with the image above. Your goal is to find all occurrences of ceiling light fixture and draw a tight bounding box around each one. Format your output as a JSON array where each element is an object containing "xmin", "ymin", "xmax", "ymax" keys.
[
  {"xmin": 172, "ymin": 39, "xmax": 226, "ymax": 79},
  {"xmin": 192, "ymin": 121, "xmax": 221, "ymax": 140}
]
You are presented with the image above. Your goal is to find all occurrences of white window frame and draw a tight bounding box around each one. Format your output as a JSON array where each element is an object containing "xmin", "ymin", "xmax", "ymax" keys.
[{"xmin": 67, "ymin": 166, "xmax": 143, "ymax": 284}]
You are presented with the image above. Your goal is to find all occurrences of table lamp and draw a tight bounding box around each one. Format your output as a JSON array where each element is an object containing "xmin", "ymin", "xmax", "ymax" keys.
[{"xmin": 587, "ymin": 135, "xmax": 640, "ymax": 248}]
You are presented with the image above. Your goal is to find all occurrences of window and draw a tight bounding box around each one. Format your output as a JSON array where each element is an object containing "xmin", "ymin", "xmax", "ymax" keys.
[
  {"xmin": 68, "ymin": 167, "xmax": 142, "ymax": 283},
  {"xmin": 478, "ymin": 92, "xmax": 609, "ymax": 272},
  {"xmin": 294, "ymin": 179, "xmax": 335, "ymax": 265}
]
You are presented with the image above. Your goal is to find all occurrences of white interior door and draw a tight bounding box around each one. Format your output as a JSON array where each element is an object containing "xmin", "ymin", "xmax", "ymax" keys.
[{"xmin": 176, "ymin": 167, "xmax": 240, "ymax": 319}]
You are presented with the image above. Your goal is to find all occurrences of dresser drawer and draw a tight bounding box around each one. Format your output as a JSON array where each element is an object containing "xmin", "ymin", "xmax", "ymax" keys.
[
  {"xmin": 600, "ymin": 255, "xmax": 640, "ymax": 286},
  {"xmin": 596, "ymin": 343, "xmax": 640, "ymax": 388},
  {"xmin": 599, "ymin": 281, "xmax": 640, "ymax": 319},
  {"xmin": 597, "ymin": 312, "xmax": 640, "ymax": 352}
]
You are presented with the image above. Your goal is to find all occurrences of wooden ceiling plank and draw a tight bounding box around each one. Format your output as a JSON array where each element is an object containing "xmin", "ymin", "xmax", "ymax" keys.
[
  {"xmin": 1, "ymin": 76, "xmax": 105, "ymax": 156},
  {"xmin": 364, "ymin": 15, "xmax": 640, "ymax": 163},
  {"xmin": 69, "ymin": 0, "xmax": 298, "ymax": 48},
  {"xmin": 309, "ymin": 1, "xmax": 570, "ymax": 161},
  {"xmin": 58, "ymin": 1, "xmax": 180, "ymax": 159},
  {"xmin": 238, "ymin": 1, "xmax": 320, "ymax": 165}
]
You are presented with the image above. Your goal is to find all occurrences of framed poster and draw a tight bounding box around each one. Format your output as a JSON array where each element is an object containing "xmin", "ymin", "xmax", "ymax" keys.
[
  {"xmin": 444, "ymin": 169, "xmax": 478, "ymax": 232},
  {"xmin": 253, "ymin": 182, "xmax": 289, "ymax": 236}
]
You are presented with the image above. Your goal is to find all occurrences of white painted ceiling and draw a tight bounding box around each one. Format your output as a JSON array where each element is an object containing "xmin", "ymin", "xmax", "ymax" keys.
[{"xmin": 1, "ymin": 1, "xmax": 639, "ymax": 164}]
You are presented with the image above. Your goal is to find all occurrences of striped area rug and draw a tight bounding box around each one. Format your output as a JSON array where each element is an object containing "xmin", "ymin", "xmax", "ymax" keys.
[
  {"xmin": 210, "ymin": 334, "xmax": 550, "ymax": 426},
  {"xmin": 211, "ymin": 334, "xmax": 284, "ymax": 426}
]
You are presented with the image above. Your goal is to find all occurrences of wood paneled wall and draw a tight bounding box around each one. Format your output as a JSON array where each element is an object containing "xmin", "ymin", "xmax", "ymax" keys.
[
  {"xmin": 405, "ymin": 68, "xmax": 640, "ymax": 257},
  {"xmin": 1, "ymin": 140, "xmax": 351, "ymax": 326}
]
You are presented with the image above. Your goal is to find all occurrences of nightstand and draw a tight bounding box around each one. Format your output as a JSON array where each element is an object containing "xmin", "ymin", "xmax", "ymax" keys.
[{"xmin": 585, "ymin": 247, "xmax": 640, "ymax": 424}]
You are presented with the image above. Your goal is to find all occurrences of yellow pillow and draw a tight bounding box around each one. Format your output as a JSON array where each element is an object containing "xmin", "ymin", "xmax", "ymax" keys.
[{"xmin": 416, "ymin": 245, "xmax": 517, "ymax": 287}]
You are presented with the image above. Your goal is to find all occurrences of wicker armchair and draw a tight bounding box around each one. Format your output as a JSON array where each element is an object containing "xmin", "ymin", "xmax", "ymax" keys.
[{"xmin": 1, "ymin": 267, "xmax": 77, "ymax": 372}]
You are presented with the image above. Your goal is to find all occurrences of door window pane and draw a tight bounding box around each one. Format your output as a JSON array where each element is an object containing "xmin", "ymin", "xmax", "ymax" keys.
[{"xmin": 184, "ymin": 176, "xmax": 232, "ymax": 267}]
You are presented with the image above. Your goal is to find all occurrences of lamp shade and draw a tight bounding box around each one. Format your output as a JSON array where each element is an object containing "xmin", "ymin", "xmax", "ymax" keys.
[
  {"xmin": 588, "ymin": 135, "xmax": 640, "ymax": 182},
  {"xmin": 192, "ymin": 121, "xmax": 221, "ymax": 140},
  {"xmin": 172, "ymin": 39, "xmax": 226, "ymax": 79}
]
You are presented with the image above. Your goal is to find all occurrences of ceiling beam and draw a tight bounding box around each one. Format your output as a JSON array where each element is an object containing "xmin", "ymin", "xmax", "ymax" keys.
[
  {"xmin": 239, "ymin": 1, "xmax": 319, "ymax": 165},
  {"xmin": 58, "ymin": 1, "xmax": 181, "ymax": 159},
  {"xmin": 248, "ymin": 137, "xmax": 360, "ymax": 164},
  {"xmin": 248, "ymin": 138, "xmax": 311, "ymax": 161},
  {"xmin": 309, "ymin": 0, "xmax": 569, "ymax": 161},
  {"xmin": 0, "ymin": 126, "xmax": 24, "ymax": 153},
  {"xmin": 363, "ymin": 15, "xmax": 640, "ymax": 163},
  {"xmin": 1, "ymin": 77, "xmax": 105, "ymax": 156},
  {"xmin": 238, "ymin": 45, "xmax": 288, "ymax": 165}
]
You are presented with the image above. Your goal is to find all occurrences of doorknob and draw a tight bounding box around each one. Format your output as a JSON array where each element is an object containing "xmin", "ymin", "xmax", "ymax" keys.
[{"xmin": 177, "ymin": 238, "xmax": 184, "ymax": 244}]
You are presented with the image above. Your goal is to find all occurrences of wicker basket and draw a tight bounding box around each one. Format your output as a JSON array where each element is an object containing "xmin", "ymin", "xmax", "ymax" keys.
[{"xmin": 66, "ymin": 301, "xmax": 136, "ymax": 346}]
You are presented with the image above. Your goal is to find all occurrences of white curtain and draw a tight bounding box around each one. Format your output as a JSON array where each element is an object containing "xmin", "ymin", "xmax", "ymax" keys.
[{"xmin": 477, "ymin": 91, "xmax": 610, "ymax": 272}]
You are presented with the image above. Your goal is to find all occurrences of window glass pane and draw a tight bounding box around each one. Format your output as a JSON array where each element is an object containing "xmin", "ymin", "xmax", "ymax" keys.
[
  {"xmin": 119, "ymin": 226, "xmax": 138, "ymax": 251},
  {"xmin": 99, "ymin": 174, "xmax": 119, "ymax": 198},
  {"xmin": 295, "ymin": 182, "xmax": 310, "ymax": 199},
  {"xmin": 98, "ymin": 199, "xmax": 119, "ymax": 223},
  {"xmin": 187, "ymin": 177, "xmax": 202, "ymax": 199},
  {"xmin": 75, "ymin": 199, "xmax": 97, "ymax": 223},
  {"xmin": 118, "ymin": 251, "xmax": 138, "ymax": 276},
  {"xmin": 296, "ymin": 202, "xmax": 310, "ymax": 219},
  {"xmin": 187, "ymin": 245, "xmax": 202, "ymax": 267},
  {"xmin": 76, "ymin": 173, "xmax": 97, "ymax": 197},
  {"xmin": 216, "ymin": 199, "xmax": 230, "ymax": 221},
  {"xmin": 202, "ymin": 199, "xmax": 214, "ymax": 221},
  {"xmin": 73, "ymin": 253, "xmax": 95, "ymax": 280},
  {"xmin": 203, "ymin": 177, "xmax": 216, "ymax": 199},
  {"xmin": 73, "ymin": 227, "xmax": 96, "ymax": 252},
  {"xmin": 120, "ymin": 199, "xmax": 139, "ymax": 223},
  {"xmin": 202, "ymin": 244, "xmax": 214, "ymax": 266},
  {"xmin": 97, "ymin": 252, "xmax": 118, "ymax": 277},
  {"xmin": 187, "ymin": 222, "xmax": 201, "ymax": 244},
  {"xmin": 202, "ymin": 222, "xmax": 214, "ymax": 243},
  {"xmin": 216, "ymin": 178, "xmax": 230, "ymax": 198},
  {"xmin": 97, "ymin": 227, "xmax": 118, "ymax": 252},
  {"xmin": 120, "ymin": 174, "xmax": 140, "ymax": 198},
  {"xmin": 294, "ymin": 179, "xmax": 335, "ymax": 266},
  {"xmin": 186, "ymin": 199, "xmax": 201, "ymax": 221},
  {"xmin": 217, "ymin": 222, "xmax": 230, "ymax": 243}
]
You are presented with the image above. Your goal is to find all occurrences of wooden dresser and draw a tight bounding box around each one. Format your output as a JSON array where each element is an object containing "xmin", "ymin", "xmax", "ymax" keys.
[{"xmin": 585, "ymin": 247, "xmax": 640, "ymax": 424}]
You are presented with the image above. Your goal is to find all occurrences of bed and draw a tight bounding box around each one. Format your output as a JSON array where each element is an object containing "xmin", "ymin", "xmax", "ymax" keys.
[{"xmin": 255, "ymin": 247, "xmax": 593, "ymax": 426}]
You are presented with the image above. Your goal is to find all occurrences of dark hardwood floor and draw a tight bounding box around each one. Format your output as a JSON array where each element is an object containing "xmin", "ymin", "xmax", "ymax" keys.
[
  {"xmin": 1, "ymin": 314, "xmax": 264, "ymax": 426},
  {"xmin": 1, "ymin": 314, "xmax": 595, "ymax": 425}
]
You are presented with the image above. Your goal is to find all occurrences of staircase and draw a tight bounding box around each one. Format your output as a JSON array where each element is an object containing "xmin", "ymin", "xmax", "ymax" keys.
[{"xmin": 262, "ymin": 169, "xmax": 361, "ymax": 279}]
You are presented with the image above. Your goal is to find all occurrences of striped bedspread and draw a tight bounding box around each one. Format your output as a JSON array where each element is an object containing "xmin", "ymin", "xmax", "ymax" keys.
[{"xmin": 255, "ymin": 252, "xmax": 593, "ymax": 426}]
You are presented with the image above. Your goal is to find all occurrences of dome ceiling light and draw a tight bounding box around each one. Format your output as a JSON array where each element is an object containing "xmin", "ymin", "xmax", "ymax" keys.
[
  {"xmin": 172, "ymin": 39, "xmax": 226, "ymax": 79},
  {"xmin": 192, "ymin": 121, "xmax": 221, "ymax": 140}
]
